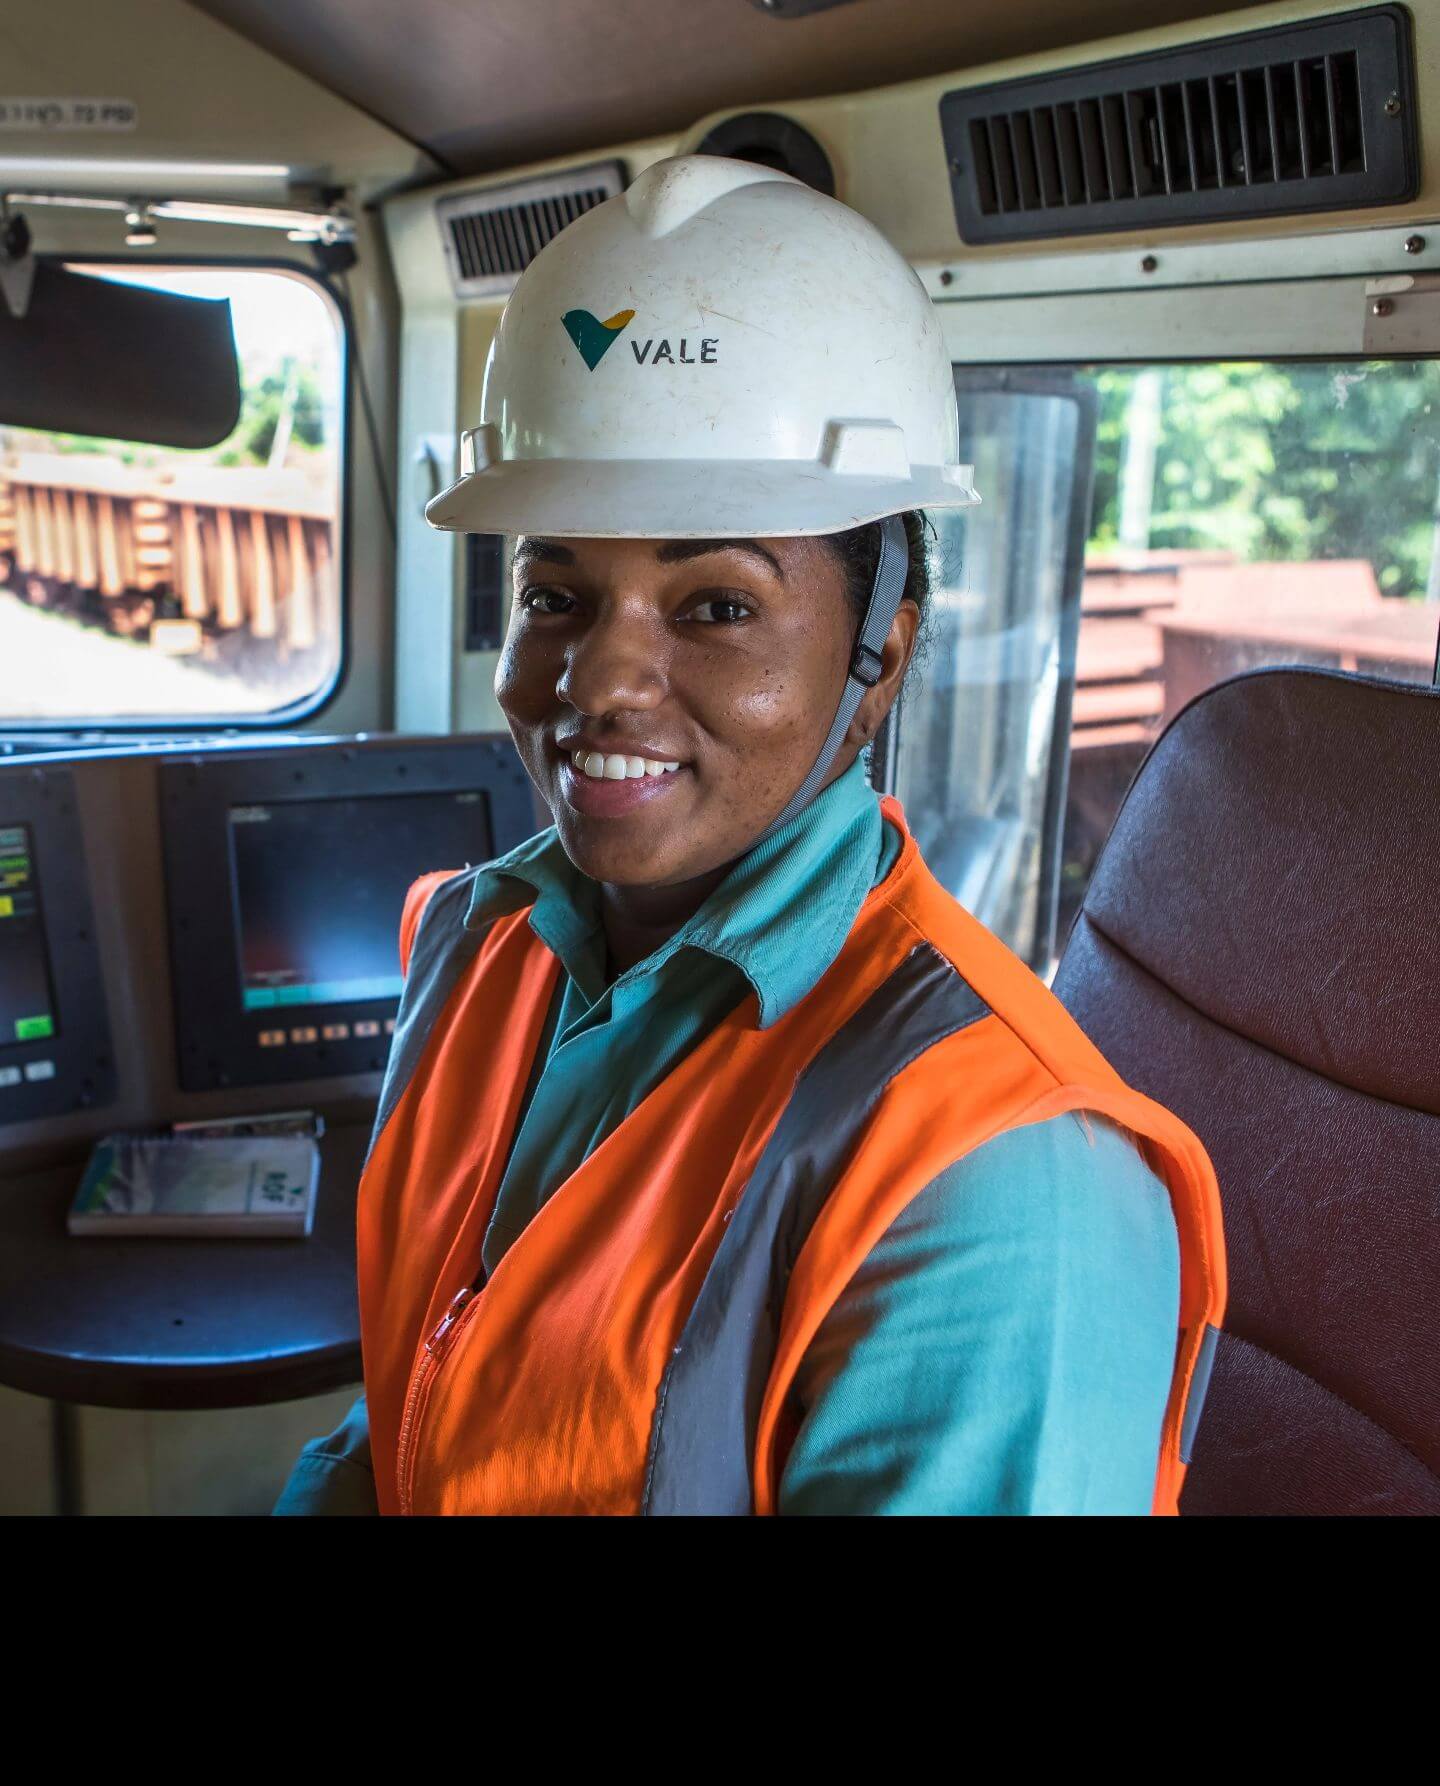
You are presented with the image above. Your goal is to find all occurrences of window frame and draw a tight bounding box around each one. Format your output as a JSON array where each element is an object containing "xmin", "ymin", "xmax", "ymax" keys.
[
  {"xmin": 930, "ymin": 220, "xmax": 1440, "ymax": 366},
  {"xmin": 876, "ymin": 367, "xmax": 1097, "ymax": 970},
  {"xmin": 936, "ymin": 230, "xmax": 1440, "ymax": 692},
  {"xmin": 0, "ymin": 253, "xmax": 354, "ymax": 735},
  {"xmin": 940, "ymin": 272, "xmax": 1425, "ymax": 365}
]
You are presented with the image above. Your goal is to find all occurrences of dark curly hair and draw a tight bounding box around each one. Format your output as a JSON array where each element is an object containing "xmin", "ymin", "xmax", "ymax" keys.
[
  {"xmin": 822, "ymin": 510, "xmax": 933, "ymax": 688},
  {"xmin": 823, "ymin": 511, "xmax": 929, "ymax": 619}
]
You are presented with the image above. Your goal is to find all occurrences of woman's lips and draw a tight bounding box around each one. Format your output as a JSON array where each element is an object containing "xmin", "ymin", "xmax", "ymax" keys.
[{"xmin": 559, "ymin": 758, "xmax": 690, "ymax": 817}]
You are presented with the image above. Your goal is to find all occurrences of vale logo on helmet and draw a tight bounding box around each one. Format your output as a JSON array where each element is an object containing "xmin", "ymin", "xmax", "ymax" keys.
[{"xmin": 562, "ymin": 308, "xmax": 719, "ymax": 371}]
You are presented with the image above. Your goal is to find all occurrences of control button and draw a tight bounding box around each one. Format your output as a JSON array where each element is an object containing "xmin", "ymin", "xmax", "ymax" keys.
[
  {"xmin": 322, "ymin": 1023, "xmax": 350, "ymax": 1041},
  {"xmin": 353, "ymin": 1020, "xmax": 380, "ymax": 1038},
  {"xmin": 257, "ymin": 1029, "xmax": 287, "ymax": 1048},
  {"xmin": 383, "ymin": 1018, "xmax": 397, "ymax": 1035},
  {"xmin": 290, "ymin": 1026, "xmax": 318, "ymax": 1044},
  {"xmin": 0, "ymin": 1066, "xmax": 21, "ymax": 1088},
  {"xmin": 23, "ymin": 1059, "xmax": 56, "ymax": 1082}
]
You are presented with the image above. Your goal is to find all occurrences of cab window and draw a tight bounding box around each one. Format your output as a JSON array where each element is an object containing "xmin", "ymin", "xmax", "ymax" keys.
[
  {"xmin": 0, "ymin": 265, "xmax": 344, "ymax": 725},
  {"xmin": 996, "ymin": 356, "xmax": 1440, "ymax": 938}
]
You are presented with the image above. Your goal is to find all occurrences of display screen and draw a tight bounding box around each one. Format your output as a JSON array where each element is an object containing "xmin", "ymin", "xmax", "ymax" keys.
[
  {"xmin": 0, "ymin": 823, "xmax": 59, "ymax": 1046},
  {"xmin": 229, "ymin": 790, "xmax": 492, "ymax": 1012}
]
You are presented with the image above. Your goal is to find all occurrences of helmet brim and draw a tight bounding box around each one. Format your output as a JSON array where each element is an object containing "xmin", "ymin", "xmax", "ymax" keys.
[{"xmin": 425, "ymin": 458, "xmax": 979, "ymax": 539}]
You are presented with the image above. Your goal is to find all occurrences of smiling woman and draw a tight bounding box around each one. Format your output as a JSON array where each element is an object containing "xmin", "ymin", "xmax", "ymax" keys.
[
  {"xmin": 499, "ymin": 532, "xmax": 917, "ymax": 945},
  {"xmin": 277, "ymin": 154, "xmax": 1225, "ymax": 1520}
]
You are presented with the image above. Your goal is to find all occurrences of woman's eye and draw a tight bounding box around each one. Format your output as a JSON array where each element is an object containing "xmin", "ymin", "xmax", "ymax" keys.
[
  {"xmin": 518, "ymin": 587, "xmax": 577, "ymax": 616},
  {"xmin": 689, "ymin": 596, "xmax": 754, "ymax": 625}
]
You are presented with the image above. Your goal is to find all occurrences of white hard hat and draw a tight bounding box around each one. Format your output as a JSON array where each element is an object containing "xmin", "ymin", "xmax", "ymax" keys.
[{"xmin": 426, "ymin": 154, "xmax": 978, "ymax": 539}]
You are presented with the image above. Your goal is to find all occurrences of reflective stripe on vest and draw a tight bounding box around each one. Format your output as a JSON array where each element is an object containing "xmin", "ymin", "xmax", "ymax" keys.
[
  {"xmin": 643, "ymin": 942, "xmax": 987, "ymax": 1514},
  {"xmin": 355, "ymin": 800, "xmax": 1227, "ymax": 1517}
]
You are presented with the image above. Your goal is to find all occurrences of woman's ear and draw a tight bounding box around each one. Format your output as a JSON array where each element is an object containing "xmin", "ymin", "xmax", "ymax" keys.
[{"xmin": 848, "ymin": 597, "xmax": 920, "ymax": 747}]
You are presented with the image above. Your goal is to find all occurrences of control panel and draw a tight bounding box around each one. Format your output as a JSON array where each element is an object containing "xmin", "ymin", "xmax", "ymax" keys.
[
  {"xmin": 161, "ymin": 736, "xmax": 531, "ymax": 1091},
  {"xmin": 0, "ymin": 733, "xmax": 537, "ymax": 1153},
  {"xmin": 0, "ymin": 766, "xmax": 115, "ymax": 1125}
]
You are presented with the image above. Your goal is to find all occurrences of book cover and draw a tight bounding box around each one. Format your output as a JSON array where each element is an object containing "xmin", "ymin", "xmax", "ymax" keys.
[{"xmin": 68, "ymin": 1131, "xmax": 319, "ymax": 1239}]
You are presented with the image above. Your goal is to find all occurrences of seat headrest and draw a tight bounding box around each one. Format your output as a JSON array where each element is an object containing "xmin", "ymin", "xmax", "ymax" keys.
[{"xmin": 1081, "ymin": 667, "xmax": 1440, "ymax": 1117}]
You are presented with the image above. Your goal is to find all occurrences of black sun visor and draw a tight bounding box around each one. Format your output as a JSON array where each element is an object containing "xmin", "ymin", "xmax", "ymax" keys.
[{"xmin": 0, "ymin": 258, "xmax": 241, "ymax": 448}]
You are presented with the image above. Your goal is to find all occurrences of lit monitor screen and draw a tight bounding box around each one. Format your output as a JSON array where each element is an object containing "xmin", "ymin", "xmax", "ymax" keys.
[
  {"xmin": 229, "ymin": 790, "xmax": 492, "ymax": 1013},
  {"xmin": 0, "ymin": 823, "xmax": 59, "ymax": 1046}
]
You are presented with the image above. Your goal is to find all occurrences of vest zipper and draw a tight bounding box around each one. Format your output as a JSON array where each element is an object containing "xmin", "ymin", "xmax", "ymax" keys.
[{"xmin": 396, "ymin": 1287, "xmax": 477, "ymax": 1515}]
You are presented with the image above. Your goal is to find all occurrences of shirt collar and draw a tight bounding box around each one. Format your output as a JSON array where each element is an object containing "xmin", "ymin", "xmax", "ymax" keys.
[{"xmin": 465, "ymin": 755, "xmax": 886, "ymax": 1027}]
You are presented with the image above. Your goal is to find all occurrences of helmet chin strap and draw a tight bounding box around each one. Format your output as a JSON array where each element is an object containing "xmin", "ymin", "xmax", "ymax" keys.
[{"xmin": 749, "ymin": 513, "xmax": 909, "ymax": 850}]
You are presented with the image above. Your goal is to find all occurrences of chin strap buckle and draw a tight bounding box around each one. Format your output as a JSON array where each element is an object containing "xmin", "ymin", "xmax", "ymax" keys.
[{"xmin": 850, "ymin": 641, "xmax": 885, "ymax": 687}]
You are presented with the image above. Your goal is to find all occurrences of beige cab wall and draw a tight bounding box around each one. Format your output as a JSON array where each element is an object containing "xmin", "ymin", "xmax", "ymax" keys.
[
  {"xmin": 386, "ymin": 0, "xmax": 1440, "ymax": 742},
  {"xmin": 683, "ymin": 0, "xmax": 1440, "ymax": 272},
  {"xmin": 384, "ymin": 137, "xmax": 677, "ymax": 736}
]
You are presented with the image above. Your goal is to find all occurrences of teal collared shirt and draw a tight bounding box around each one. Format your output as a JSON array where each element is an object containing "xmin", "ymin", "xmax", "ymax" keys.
[
  {"xmin": 276, "ymin": 758, "xmax": 1179, "ymax": 1516},
  {"xmin": 469, "ymin": 754, "xmax": 897, "ymax": 1278}
]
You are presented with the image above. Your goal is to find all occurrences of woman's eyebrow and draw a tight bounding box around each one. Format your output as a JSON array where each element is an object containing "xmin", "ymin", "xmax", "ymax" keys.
[
  {"xmin": 513, "ymin": 538, "xmax": 576, "ymax": 570},
  {"xmin": 655, "ymin": 539, "xmax": 784, "ymax": 580}
]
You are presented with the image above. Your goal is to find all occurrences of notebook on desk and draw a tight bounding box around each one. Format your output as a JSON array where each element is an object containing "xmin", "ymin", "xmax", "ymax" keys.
[{"xmin": 68, "ymin": 1129, "xmax": 320, "ymax": 1239}]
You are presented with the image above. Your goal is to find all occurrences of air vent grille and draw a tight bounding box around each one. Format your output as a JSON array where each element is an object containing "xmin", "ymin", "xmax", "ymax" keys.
[
  {"xmin": 940, "ymin": 6, "xmax": 1416, "ymax": 244},
  {"xmin": 437, "ymin": 160, "xmax": 625, "ymax": 299}
]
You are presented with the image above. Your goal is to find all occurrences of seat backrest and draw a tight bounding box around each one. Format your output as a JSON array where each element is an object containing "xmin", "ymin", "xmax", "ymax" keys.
[{"xmin": 1053, "ymin": 667, "xmax": 1440, "ymax": 1515}]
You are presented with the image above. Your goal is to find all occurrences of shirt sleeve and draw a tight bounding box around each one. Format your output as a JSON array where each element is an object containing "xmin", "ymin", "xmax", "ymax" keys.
[
  {"xmin": 271, "ymin": 1392, "xmax": 379, "ymax": 1516},
  {"xmin": 777, "ymin": 1113, "xmax": 1181, "ymax": 1516}
]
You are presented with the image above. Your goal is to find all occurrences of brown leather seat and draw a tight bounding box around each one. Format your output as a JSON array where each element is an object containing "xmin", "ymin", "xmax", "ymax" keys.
[{"xmin": 1053, "ymin": 666, "xmax": 1440, "ymax": 1515}]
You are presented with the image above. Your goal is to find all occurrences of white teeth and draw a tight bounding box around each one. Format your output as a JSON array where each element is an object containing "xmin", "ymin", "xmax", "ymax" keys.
[{"xmin": 572, "ymin": 749, "xmax": 683, "ymax": 780}]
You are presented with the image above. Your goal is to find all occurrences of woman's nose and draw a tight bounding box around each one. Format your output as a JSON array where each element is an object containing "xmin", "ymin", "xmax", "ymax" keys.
[{"xmin": 557, "ymin": 612, "xmax": 666, "ymax": 715}]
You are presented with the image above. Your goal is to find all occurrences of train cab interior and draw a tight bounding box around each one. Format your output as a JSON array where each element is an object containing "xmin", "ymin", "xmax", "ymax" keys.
[{"xmin": 1, "ymin": 0, "xmax": 1435, "ymax": 1516}]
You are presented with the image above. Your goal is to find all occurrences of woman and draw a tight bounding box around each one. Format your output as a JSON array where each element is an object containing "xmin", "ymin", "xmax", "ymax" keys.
[{"xmin": 278, "ymin": 156, "xmax": 1224, "ymax": 1517}]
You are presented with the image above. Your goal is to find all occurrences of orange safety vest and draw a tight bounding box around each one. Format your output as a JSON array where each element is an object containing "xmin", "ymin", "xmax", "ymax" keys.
[{"xmin": 356, "ymin": 798, "xmax": 1226, "ymax": 1516}]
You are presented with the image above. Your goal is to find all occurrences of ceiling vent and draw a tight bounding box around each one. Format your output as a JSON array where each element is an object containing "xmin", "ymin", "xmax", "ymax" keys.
[
  {"xmin": 940, "ymin": 5, "xmax": 1418, "ymax": 244},
  {"xmin": 437, "ymin": 159, "xmax": 625, "ymax": 299}
]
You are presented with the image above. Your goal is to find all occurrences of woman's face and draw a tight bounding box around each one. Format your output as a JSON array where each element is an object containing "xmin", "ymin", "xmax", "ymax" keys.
[{"xmin": 496, "ymin": 534, "xmax": 917, "ymax": 888}]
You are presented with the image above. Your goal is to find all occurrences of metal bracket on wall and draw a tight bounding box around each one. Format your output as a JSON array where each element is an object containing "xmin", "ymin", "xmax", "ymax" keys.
[{"xmin": 1363, "ymin": 272, "xmax": 1440, "ymax": 351}]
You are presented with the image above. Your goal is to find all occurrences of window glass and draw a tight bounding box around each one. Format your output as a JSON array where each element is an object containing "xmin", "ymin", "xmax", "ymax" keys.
[
  {"xmin": 0, "ymin": 266, "xmax": 343, "ymax": 722},
  {"xmin": 1050, "ymin": 358, "xmax": 1440, "ymax": 942},
  {"xmin": 892, "ymin": 376, "xmax": 1091, "ymax": 969}
]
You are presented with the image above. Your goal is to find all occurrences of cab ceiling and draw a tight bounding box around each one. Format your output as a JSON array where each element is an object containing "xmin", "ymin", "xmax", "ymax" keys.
[{"xmin": 188, "ymin": 0, "xmax": 1269, "ymax": 176}]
